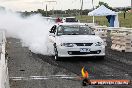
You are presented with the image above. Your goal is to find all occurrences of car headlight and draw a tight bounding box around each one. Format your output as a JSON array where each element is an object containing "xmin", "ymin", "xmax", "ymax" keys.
[
  {"xmin": 95, "ymin": 42, "xmax": 103, "ymax": 46},
  {"xmin": 61, "ymin": 43, "xmax": 74, "ymax": 47}
]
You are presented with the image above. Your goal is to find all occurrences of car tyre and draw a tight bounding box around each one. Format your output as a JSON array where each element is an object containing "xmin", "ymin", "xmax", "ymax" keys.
[{"xmin": 54, "ymin": 44, "xmax": 60, "ymax": 61}]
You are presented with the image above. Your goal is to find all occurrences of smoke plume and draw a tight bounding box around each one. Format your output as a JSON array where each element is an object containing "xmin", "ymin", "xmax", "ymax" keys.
[{"xmin": 0, "ymin": 10, "xmax": 54, "ymax": 55}]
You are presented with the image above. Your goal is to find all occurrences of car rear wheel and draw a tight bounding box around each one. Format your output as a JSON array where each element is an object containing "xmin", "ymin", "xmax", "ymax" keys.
[{"xmin": 54, "ymin": 44, "xmax": 60, "ymax": 61}]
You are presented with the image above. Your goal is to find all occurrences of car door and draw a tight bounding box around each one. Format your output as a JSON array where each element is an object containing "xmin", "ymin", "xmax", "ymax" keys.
[{"xmin": 47, "ymin": 25, "xmax": 57, "ymax": 55}]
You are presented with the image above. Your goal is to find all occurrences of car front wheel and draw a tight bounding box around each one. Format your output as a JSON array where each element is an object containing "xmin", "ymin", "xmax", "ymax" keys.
[{"xmin": 54, "ymin": 44, "xmax": 60, "ymax": 61}]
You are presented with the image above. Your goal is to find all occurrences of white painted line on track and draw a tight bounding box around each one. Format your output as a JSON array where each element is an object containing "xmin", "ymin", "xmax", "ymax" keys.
[
  {"xmin": 10, "ymin": 75, "xmax": 79, "ymax": 81},
  {"xmin": 10, "ymin": 74, "xmax": 130, "ymax": 81}
]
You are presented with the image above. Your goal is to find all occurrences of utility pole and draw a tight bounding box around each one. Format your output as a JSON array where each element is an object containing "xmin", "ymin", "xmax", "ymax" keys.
[
  {"xmin": 46, "ymin": 4, "xmax": 48, "ymax": 16},
  {"xmin": 131, "ymin": 0, "xmax": 132, "ymax": 12},
  {"xmin": 92, "ymin": 0, "xmax": 95, "ymax": 23},
  {"xmin": 80, "ymin": 0, "xmax": 83, "ymax": 17},
  {"xmin": 45, "ymin": 0, "xmax": 57, "ymax": 17}
]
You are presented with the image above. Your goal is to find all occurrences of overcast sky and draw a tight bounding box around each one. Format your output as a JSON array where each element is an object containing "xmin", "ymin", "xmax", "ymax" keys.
[{"xmin": 0, "ymin": 0, "xmax": 131, "ymax": 11}]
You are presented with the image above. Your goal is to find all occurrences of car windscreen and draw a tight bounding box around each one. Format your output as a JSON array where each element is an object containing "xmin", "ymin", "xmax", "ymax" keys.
[{"xmin": 57, "ymin": 25, "xmax": 94, "ymax": 36}]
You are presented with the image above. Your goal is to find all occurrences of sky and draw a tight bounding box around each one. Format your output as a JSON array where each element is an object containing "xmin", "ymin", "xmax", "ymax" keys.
[{"xmin": 0, "ymin": 0, "xmax": 131, "ymax": 11}]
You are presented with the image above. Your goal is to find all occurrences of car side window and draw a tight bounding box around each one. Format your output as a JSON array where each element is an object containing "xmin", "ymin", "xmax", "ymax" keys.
[
  {"xmin": 57, "ymin": 26, "xmax": 64, "ymax": 36},
  {"xmin": 49, "ymin": 25, "xmax": 57, "ymax": 34}
]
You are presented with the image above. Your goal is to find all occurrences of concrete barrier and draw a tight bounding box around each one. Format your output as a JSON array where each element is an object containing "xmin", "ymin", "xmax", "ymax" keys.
[
  {"xmin": 110, "ymin": 28, "xmax": 132, "ymax": 52},
  {"xmin": 0, "ymin": 31, "xmax": 10, "ymax": 88}
]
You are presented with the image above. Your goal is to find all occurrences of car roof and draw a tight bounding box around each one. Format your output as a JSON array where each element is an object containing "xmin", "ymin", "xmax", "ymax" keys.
[{"xmin": 55, "ymin": 23, "xmax": 89, "ymax": 26}]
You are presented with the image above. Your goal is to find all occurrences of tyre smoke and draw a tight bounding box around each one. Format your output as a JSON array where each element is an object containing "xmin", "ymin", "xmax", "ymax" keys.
[{"xmin": 0, "ymin": 10, "xmax": 54, "ymax": 55}]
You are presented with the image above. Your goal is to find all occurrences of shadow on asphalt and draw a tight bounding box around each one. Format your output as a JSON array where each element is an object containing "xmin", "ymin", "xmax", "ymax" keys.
[
  {"xmin": 31, "ymin": 52, "xmax": 105, "ymax": 64},
  {"xmin": 58, "ymin": 57, "xmax": 105, "ymax": 62}
]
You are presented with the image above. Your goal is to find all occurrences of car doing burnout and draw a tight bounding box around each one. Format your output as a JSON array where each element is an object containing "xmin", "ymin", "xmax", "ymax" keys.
[{"xmin": 47, "ymin": 23, "xmax": 105, "ymax": 60}]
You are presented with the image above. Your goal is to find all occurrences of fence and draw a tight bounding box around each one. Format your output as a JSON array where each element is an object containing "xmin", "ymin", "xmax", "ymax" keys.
[{"xmin": 79, "ymin": 19, "xmax": 132, "ymax": 28}]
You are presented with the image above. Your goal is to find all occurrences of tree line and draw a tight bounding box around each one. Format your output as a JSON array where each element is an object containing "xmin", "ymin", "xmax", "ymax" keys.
[
  {"xmin": 0, "ymin": 1, "xmax": 130, "ymax": 17},
  {"xmin": 21, "ymin": 1, "xmax": 131, "ymax": 17}
]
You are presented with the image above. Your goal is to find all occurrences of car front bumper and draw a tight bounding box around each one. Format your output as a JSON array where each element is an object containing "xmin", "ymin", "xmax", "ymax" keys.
[{"xmin": 57, "ymin": 45, "xmax": 105, "ymax": 57}]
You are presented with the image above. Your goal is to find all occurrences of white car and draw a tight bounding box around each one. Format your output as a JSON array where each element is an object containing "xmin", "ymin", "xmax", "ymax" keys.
[{"xmin": 47, "ymin": 23, "xmax": 105, "ymax": 60}]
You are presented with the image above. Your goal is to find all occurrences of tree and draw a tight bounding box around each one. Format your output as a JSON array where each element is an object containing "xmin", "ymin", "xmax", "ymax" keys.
[
  {"xmin": 96, "ymin": 1, "xmax": 115, "ymax": 11},
  {"xmin": 99, "ymin": 1, "xmax": 108, "ymax": 7}
]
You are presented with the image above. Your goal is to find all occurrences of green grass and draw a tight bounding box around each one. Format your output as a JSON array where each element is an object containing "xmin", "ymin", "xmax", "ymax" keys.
[{"xmin": 76, "ymin": 13, "xmax": 132, "ymax": 28}]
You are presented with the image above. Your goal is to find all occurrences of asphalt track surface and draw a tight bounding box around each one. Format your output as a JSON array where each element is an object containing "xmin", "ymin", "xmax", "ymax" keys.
[{"xmin": 7, "ymin": 37, "xmax": 132, "ymax": 88}]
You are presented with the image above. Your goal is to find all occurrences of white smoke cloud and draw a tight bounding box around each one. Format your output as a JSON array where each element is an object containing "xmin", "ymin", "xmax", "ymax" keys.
[{"xmin": 0, "ymin": 10, "xmax": 54, "ymax": 55}]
